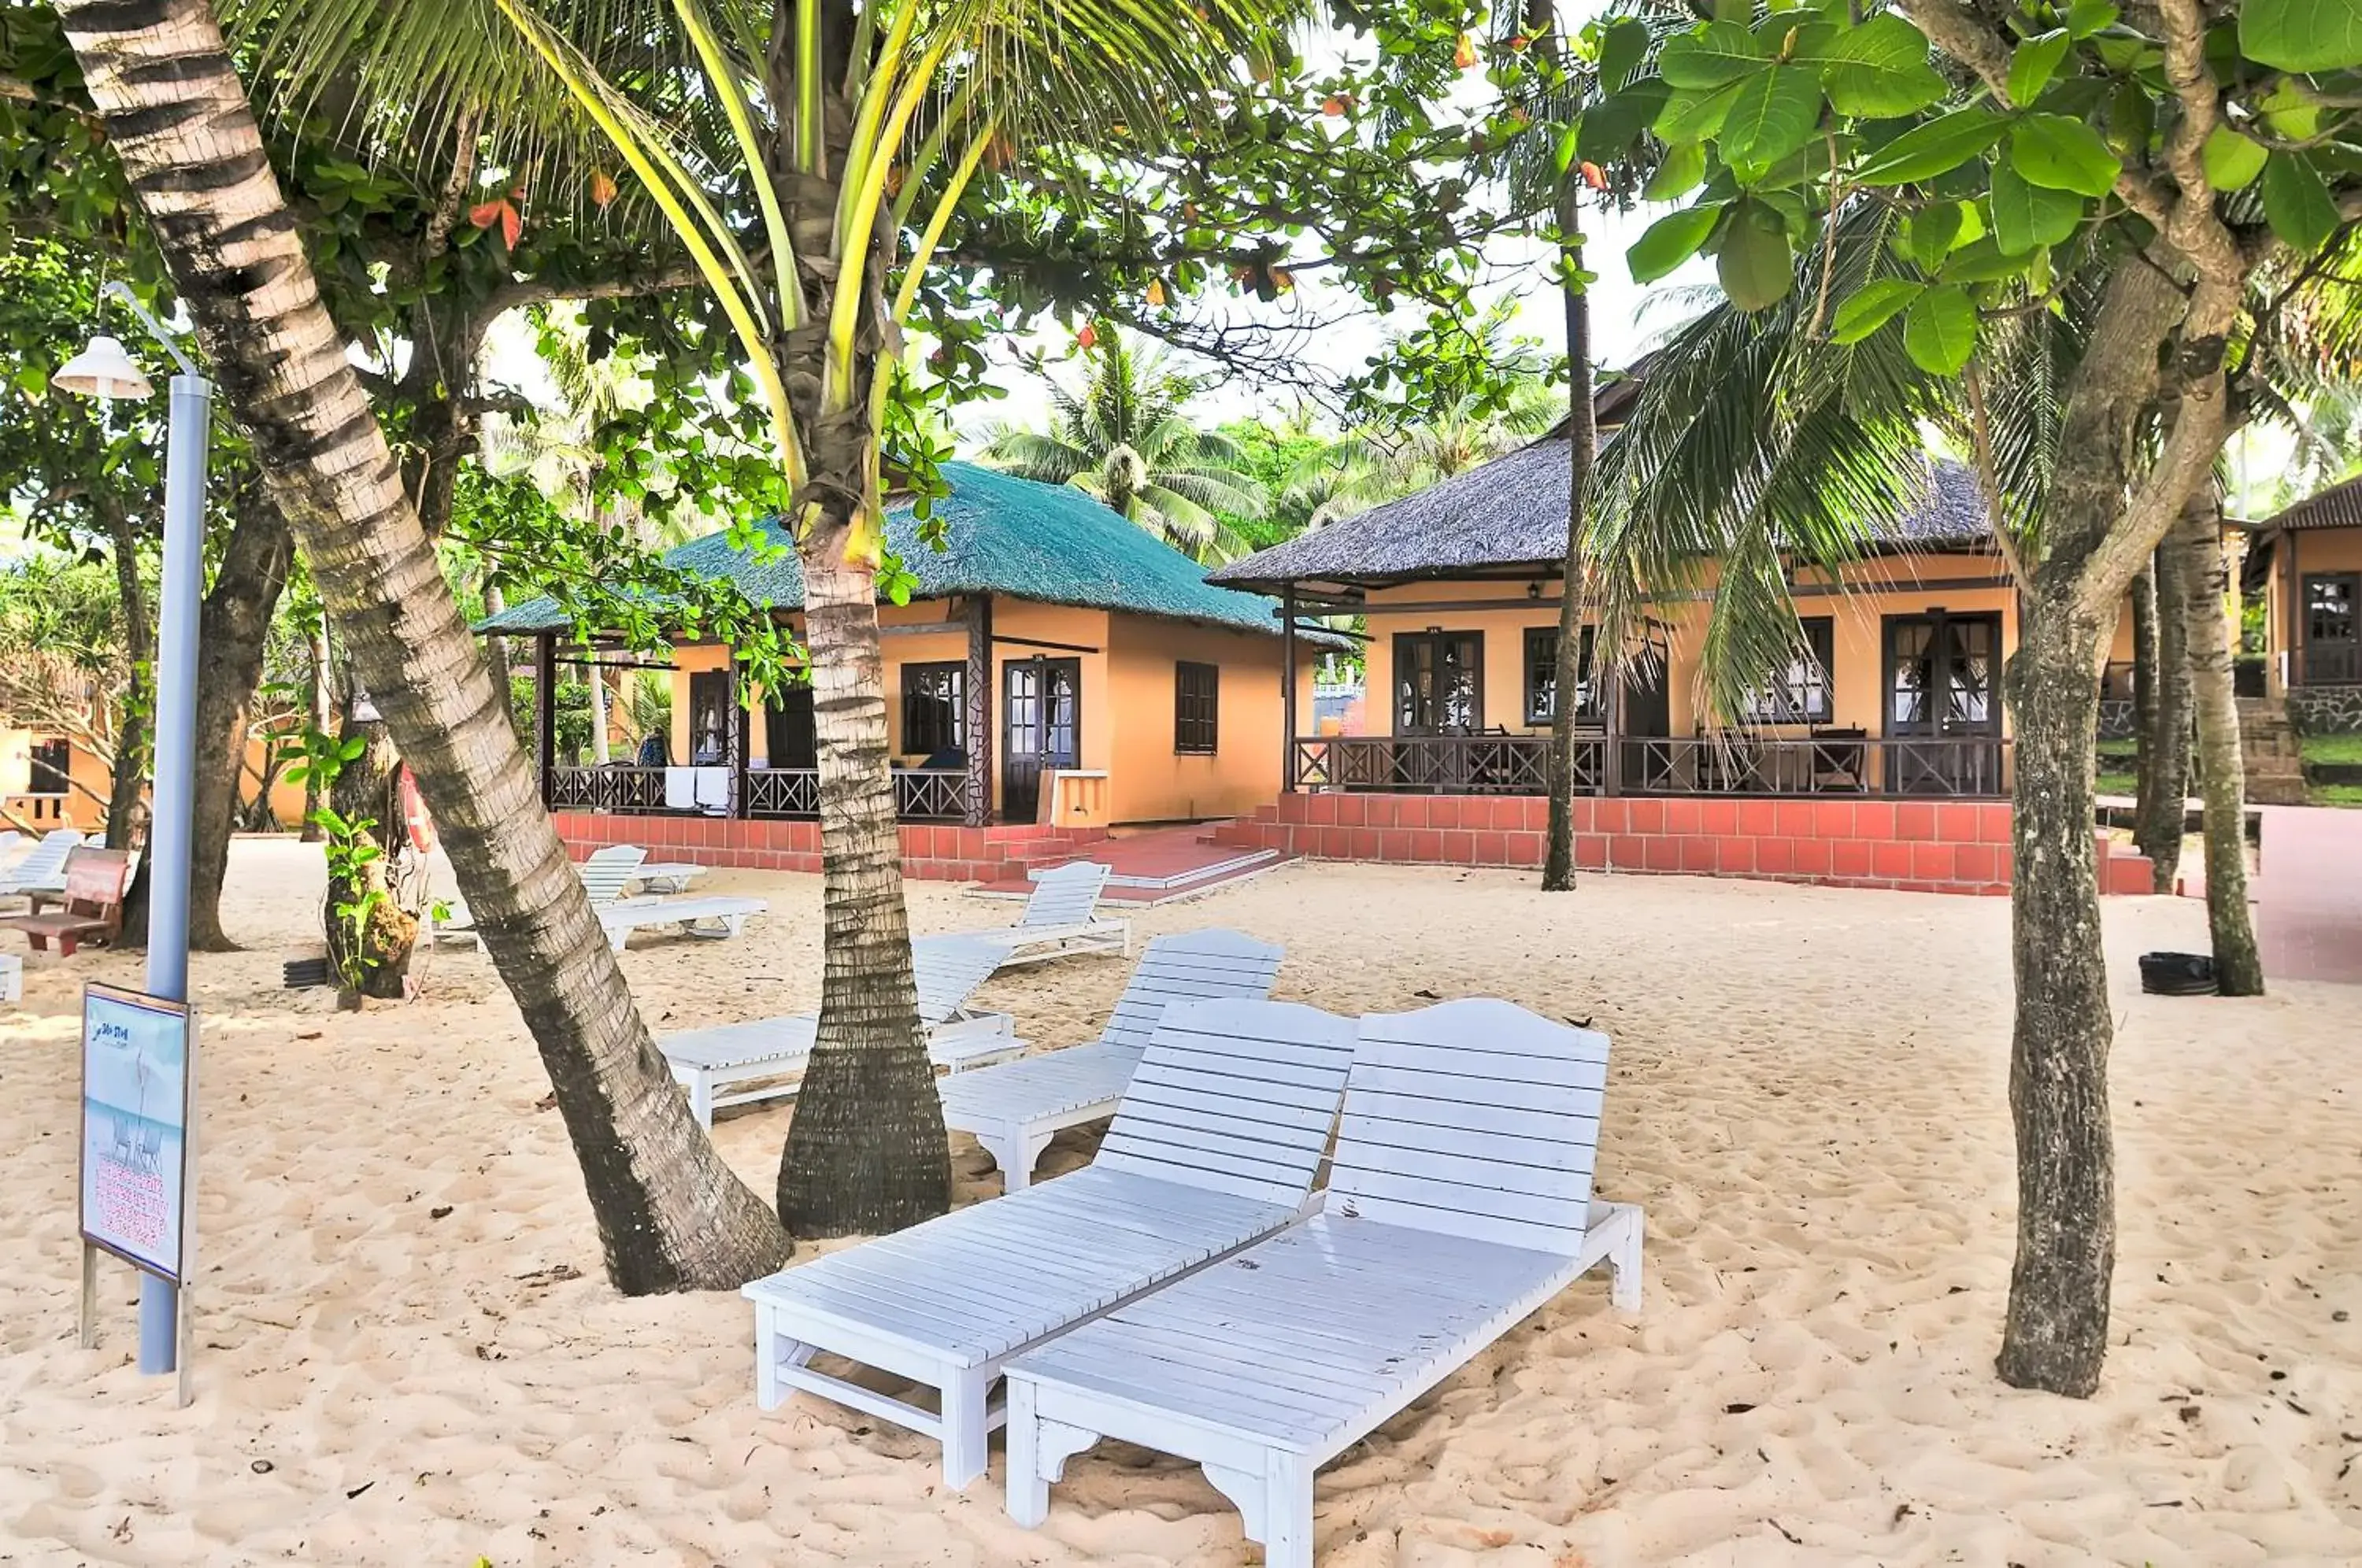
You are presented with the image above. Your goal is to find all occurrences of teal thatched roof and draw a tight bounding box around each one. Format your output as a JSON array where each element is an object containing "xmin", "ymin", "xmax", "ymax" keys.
[{"xmin": 476, "ymin": 462, "xmax": 1311, "ymax": 640}]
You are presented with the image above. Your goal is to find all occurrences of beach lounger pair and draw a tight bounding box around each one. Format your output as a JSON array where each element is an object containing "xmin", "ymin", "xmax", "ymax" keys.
[
  {"xmin": 437, "ymin": 845, "xmax": 763, "ymax": 952},
  {"xmin": 743, "ymin": 995, "xmax": 1644, "ymax": 1568},
  {"xmin": 658, "ymin": 935, "xmax": 1023, "ymax": 1128}
]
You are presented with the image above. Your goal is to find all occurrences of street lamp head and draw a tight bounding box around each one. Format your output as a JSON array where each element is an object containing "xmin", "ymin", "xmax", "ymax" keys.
[{"xmin": 55, "ymin": 334, "xmax": 155, "ymax": 401}]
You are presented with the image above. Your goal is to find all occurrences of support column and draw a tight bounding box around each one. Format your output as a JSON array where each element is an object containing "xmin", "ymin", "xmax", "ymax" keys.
[
  {"xmin": 1281, "ymin": 585, "xmax": 1299, "ymax": 792},
  {"xmin": 2286, "ymin": 528, "xmax": 2301, "ymax": 691},
  {"xmin": 535, "ymin": 633, "xmax": 556, "ymax": 808},
  {"xmin": 1603, "ymin": 659, "xmax": 1623, "ymax": 797},
  {"xmin": 965, "ymin": 594, "xmax": 994, "ymax": 827},
  {"xmin": 730, "ymin": 658, "xmax": 750, "ymax": 819}
]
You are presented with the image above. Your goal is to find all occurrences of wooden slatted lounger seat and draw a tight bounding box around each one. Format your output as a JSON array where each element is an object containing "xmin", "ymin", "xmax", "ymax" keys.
[
  {"xmin": 740, "ymin": 997, "xmax": 1359, "ymax": 1490},
  {"xmin": 627, "ymin": 858, "xmax": 704, "ymax": 894},
  {"xmin": 0, "ymin": 829, "xmax": 86, "ymax": 904},
  {"xmin": 1002, "ymin": 999, "xmax": 1646, "ymax": 1568},
  {"xmin": 659, "ymin": 935, "xmax": 1014, "ymax": 1127},
  {"xmin": 435, "ymin": 844, "xmax": 648, "ymax": 945},
  {"xmin": 593, "ymin": 893, "xmax": 767, "ymax": 950},
  {"xmin": 965, "ymin": 860, "xmax": 1128, "ymax": 967},
  {"xmin": 936, "ymin": 928, "xmax": 1284, "ymax": 1191}
]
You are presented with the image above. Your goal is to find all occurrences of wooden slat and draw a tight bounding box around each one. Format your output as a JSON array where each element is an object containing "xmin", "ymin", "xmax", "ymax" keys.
[{"xmin": 1019, "ymin": 861, "xmax": 1111, "ymax": 931}]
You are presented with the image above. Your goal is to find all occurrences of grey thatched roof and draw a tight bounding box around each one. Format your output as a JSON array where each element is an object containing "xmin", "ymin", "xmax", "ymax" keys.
[
  {"xmin": 1208, "ymin": 438, "xmax": 1997, "ymax": 594},
  {"xmin": 2250, "ymin": 472, "xmax": 2362, "ymax": 532}
]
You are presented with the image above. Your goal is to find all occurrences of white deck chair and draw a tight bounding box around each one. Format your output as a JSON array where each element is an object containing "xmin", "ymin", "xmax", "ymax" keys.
[
  {"xmin": 435, "ymin": 844, "xmax": 647, "ymax": 943},
  {"xmin": 1003, "ymin": 1000, "xmax": 1646, "ymax": 1568},
  {"xmin": 0, "ymin": 830, "xmax": 23, "ymax": 866},
  {"xmin": 740, "ymin": 997, "xmax": 1360, "ymax": 1490},
  {"xmin": 442, "ymin": 845, "xmax": 763, "ymax": 950},
  {"xmin": 938, "ymin": 928, "xmax": 1285, "ymax": 1192},
  {"xmin": 0, "ymin": 830, "xmax": 85, "ymax": 900},
  {"xmin": 964, "ymin": 860, "xmax": 1127, "ymax": 967},
  {"xmin": 625, "ymin": 856, "xmax": 705, "ymax": 894},
  {"xmin": 660, "ymin": 934, "xmax": 1014, "ymax": 1127}
]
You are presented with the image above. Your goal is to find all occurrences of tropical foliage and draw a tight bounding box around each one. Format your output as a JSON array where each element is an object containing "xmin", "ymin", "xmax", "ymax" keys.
[{"xmin": 982, "ymin": 335, "xmax": 1268, "ymax": 560}]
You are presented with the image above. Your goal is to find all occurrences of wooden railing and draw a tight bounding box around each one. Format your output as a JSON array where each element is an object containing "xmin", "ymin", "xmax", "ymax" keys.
[
  {"xmin": 1290, "ymin": 733, "xmax": 2011, "ymax": 799},
  {"xmin": 2301, "ymin": 645, "xmax": 2362, "ymax": 685},
  {"xmin": 549, "ymin": 764, "xmax": 970, "ymax": 821}
]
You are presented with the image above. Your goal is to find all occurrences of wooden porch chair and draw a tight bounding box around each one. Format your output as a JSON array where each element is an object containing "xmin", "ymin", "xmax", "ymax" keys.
[
  {"xmin": 1, "ymin": 847, "xmax": 131, "ymax": 956},
  {"xmin": 1809, "ymin": 727, "xmax": 1869, "ymax": 793}
]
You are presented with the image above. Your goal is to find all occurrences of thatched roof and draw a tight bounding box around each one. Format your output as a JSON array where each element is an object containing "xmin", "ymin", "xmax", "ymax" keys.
[
  {"xmin": 2248, "ymin": 472, "xmax": 2362, "ymax": 532},
  {"xmin": 1208, "ymin": 437, "xmax": 1996, "ymax": 595},
  {"xmin": 479, "ymin": 462, "xmax": 1339, "ymax": 643}
]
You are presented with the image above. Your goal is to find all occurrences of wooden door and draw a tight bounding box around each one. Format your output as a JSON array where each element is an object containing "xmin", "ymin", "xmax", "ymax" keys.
[
  {"xmin": 1884, "ymin": 612, "xmax": 2002, "ymax": 793},
  {"xmin": 765, "ymin": 685, "xmax": 817, "ymax": 771},
  {"xmin": 2304, "ymin": 572, "xmax": 2360, "ymax": 685},
  {"xmin": 1003, "ymin": 657, "xmax": 1080, "ymax": 823}
]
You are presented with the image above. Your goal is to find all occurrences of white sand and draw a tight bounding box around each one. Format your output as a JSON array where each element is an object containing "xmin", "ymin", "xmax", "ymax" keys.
[{"xmin": 2, "ymin": 838, "xmax": 2357, "ymax": 1566}]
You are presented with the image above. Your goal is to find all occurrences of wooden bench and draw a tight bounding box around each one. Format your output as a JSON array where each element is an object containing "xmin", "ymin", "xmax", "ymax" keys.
[{"xmin": 1, "ymin": 848, "xmax": 131, "ymax": 956}]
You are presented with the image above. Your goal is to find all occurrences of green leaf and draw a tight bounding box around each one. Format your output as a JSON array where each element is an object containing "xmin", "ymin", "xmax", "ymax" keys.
[
  {"xmin": 1555, "ymin": 124, "xmax": 1581, "ymax": 176},
  {"xmin": 1990, "ymin": 157, "xmax": 2083, "ymax": 252},
  {"xmin": 1852, "ymin": 107, "xmax": 2005, "ymax": 185},
  {"xmin": 2007, "ymin": 29, "xmax": 2071, "ymax": 106},
  {"xmin": 2008, "ymin": 113, "xmax": 2122, "ymax": 197},
  {"xmin": 1901, "ymin": 203, "xmax": 1963, "ymax": 269},
  {"xmin": 1660, "ymin": 22, "xmax": 1768, "ymax": 90},
  {"xmin": 1940, "ymin": 236, "xmax": 2038, "ymax": 283},
  {"xmin": 2201, "ymin": 125, "xmax": 2270, "ymax": 191},
  {"xmin": 1717, "ymin": 201, "xmax": 1796, "ymax": 310},
  {"xmin": 1579, "ymin": 81, "xmax": 1672, "ymax": 164},
  {"xmin": 2260, "ymin": 81, "xmax": 2323, "ymax": 141},
  {"xmin": 2242, "ymin": 0, "xmax": 2362, "ymax": 73},
  {"xmin": 2066, "ymin": 1, "xmax": 2118, "ymax": 38},
  {"xmin": 1903, "ymin": 285, "xmax": 1978, "ymax": 375},
  {"xmin": 1810, "ymin": 14, "xmax": 1949, "ymax": 119},
  {"xmin": 1720, "ymin": 65, "xmax": 1824, "ymax": 166},
  {"xmin": 1630, "ymin": 202, "xmax": 1726, "ymax": 283},
  {"xmin": 2262, "ymin": 151, "xmax": 2340, "ymax": 253},
  {"xmin": 1830, "ymin": 278, "xmax": 1924, "ymax": 343},
  {"xmin": 1646, "ymin": 141, "xmax": 1709, "ymax": 200},
  {"xmin": 1600, "ymin": 17, "xmax": 1652, "ymax": 92},
  {"xmin": 1656, "ymin": 80, "xmax": 1746, "ymax": 145}
]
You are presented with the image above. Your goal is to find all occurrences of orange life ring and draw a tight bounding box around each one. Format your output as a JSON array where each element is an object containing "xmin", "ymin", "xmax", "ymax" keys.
[{"xmin": 398, "ymin": 766, "xmax": 436, "ymax": 855}]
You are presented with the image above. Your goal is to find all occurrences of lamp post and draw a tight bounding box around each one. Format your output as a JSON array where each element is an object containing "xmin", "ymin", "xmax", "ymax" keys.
[{"xmin": 57, "ymin": 280, "xmax": 210, "ymax": 1381}]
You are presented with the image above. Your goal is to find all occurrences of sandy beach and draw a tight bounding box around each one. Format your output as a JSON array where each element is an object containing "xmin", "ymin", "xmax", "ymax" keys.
[{"xmin": 1, "ymin": 837, "xmax": 2356, "ymax": 1567}]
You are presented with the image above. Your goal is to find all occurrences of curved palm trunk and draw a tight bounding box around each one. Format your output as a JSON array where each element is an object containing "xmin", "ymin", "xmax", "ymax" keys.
[
  {"xmin": 302, "ymin": 622, "xmax": 331, "ymax": 842},
  {"xmin": 2170, "ymin": 496, "xmax": 2264, "ymax": 994},
  {"xmin": 59, "ymin": 0, "xmax": 789, "ymax": 1292},
  {"xmin": 2134, "ymin": 550, "xmax": 2190, "ymax": 889}
]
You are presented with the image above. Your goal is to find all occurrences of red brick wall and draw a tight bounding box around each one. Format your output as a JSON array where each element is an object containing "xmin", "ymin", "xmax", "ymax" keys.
[
  {"xmin": 551, "ymin": 812, "xmax": 1105, "ymax": 883},
  {"xmin": 1217, "ymin": 793, "xmax": 2019, "ymax": 895}
]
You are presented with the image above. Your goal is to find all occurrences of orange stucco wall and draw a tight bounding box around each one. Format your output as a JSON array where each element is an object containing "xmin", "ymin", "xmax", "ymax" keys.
[
  {"xmin": 1357, "ymin": 553, "xmax": 2022, "ymax": 739},
  {"xmin": 2266, "ymin": 525, "xmax": 2362, "ymax": 690},
  {"xmin": 655, "ymin": 596, "xmax": 1315, "ymax": 824}
]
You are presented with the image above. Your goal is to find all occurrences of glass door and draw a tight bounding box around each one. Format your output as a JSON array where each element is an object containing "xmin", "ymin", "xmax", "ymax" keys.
[
  {"xmin": 1002, "ymin": 657, "xmax": 1080, "ymax": 823},
  {"xmin": 1884, "ymin": 612, "xmax": 2003, "ymax": 794},
  {"xmin": 2305, "ymin": 572, "xmax": 2360, "ymax": 685}
]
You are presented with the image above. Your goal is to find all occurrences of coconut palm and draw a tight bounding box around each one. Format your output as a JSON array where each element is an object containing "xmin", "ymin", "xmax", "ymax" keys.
[
  {"xmin": 1284, "ymin": 375, "xmax": 1564, "ymax": 530},
  {"xmin": 95, "ymin": 0, "xmax": 1295, "ymax": 1240},
  {"xmin": 983, "ymin": 335, "xmax": 1268, "ymax": 560}
]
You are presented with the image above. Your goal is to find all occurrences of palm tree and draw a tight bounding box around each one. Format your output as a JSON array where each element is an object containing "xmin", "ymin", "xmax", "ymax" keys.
[
  {"xmin": 180, "ymin": 0, "xmax": 1293, "ymax": 1237},
  {"xmin": 1284, "ymin": 375, "xmax": 1564, "ymax": 529},
  {"xmin": 51, "ymin": 0, "xmax": 791, "ymax": 1292},
  {"xmin": 983, "ymin": 335, "xmax": 1268, "ymax": 560}
]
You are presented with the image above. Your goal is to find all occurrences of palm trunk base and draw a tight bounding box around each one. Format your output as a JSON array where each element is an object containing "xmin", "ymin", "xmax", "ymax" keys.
[{"xmin": 776, "ymin": 1037, "xmax": 953, "ymax": 1236}]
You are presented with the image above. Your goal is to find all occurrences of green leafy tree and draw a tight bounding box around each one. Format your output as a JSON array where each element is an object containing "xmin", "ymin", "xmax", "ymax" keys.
[
  {"xmin": 982, "ymin": 332, "xmax": 1268, "ymax": 560},
  {"xmin": 1587, "ymin": 0, "xmax": 2362, "ymax": 1394}
]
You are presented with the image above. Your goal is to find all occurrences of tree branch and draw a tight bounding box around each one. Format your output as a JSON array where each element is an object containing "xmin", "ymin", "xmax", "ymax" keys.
[{"xmin": 480, "ymin": 264, "xmax": 704, "ymax": 319}]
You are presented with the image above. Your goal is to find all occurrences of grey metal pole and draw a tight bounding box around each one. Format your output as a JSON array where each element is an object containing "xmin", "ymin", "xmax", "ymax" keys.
[{"xmin": 139, "ymin": 372, "xmax": 211, "ymax": 1376}]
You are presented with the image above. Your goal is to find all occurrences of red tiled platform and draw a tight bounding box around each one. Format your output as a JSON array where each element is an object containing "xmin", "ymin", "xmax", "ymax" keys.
[
  {"xmin": 972, "ymin": 822, "xmax": 1290, "ymax": 904},
  {"xmin": 552, "ymin": 812, "xmax": 1105, "ymax": 884},
  {"xmin": 2256, "ymin": 806, "xmax": 2362, "ymax": 984},
  {"xmin": 1215, "ymin": 793, "xmax": 2047, "ymax": 897}
]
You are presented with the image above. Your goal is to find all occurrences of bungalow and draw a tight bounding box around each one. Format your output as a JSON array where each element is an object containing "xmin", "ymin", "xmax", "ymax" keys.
[
  {"xmin": 1206, "ymin": 430, "xmax": 2157, "ymax": 896},
  {"xmin": 478, "ymin": 463, "xmax": 1331, "ymax": 877},
  {"xmin": 2238, "ymin": 475, "xmax": 2362, "ymax": 733}
]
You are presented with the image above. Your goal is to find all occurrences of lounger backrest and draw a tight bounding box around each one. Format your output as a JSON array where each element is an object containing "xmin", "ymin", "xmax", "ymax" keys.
[
  {"xmin": 1099, "ymin": 928, "xmax": 1286, "ymax": 1051},
  {"xmin": 1093, "ymin": 997, "xmax": 1356, "ymax": 1207},
  {"xmin": 1328, "ymin": 999, "xmax": 1609, "ymax": 1256},
  {"xmin": 11, "ymin": 829, "xmax": 84, "ymax": 886},
  {"xmin": 1019, "ymin": 860, "xmax": 1110, "ymax": 931},
  {"xmin": 0, "ymin": 830, "xmax": 21, "ymax": 863},
  {"xmin": 577, "ymin": 845, "xmax": 648, "ymax": 905},
  {"xmin": 910, "ymin": 936, "xmax": 1005, "ymax": 1024}
]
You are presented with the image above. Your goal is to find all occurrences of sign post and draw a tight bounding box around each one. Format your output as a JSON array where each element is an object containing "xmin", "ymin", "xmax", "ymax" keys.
[{"xmin": 78, "ymin": 982, "xmax": 198, "ymax": 1407}]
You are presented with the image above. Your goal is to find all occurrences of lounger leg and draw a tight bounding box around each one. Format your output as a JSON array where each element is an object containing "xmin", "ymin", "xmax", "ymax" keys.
[
  {"xmin": 753, "ymin": 1309, "xmax": 814, "ymax": 1411},
  {"xmin": 1017, "ymin": 1131, "xmax": 1055, "ymax": 1190},
  {"xmin": 941, "ymin": 1367, "xmax": 991, "ymax": 1492},
  {"xmin": 687, "ymin": 1073, "xmax": 716, "ymax": 1132},
  {"xmin": 1610, "ymin": 1206, "xmax": 1646, "ymax": 1312},
  {"xmin": 1005, "ymin": 1378, "xmax": 1050, "ymax": 1525},
  {"xmin": 1263, "ymin": 1450, "xmax": 1315, "ymax": 1568}
]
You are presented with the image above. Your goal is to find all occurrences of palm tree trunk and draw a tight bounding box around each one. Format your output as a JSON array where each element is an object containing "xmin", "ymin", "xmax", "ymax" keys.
[
  {"xmin": 587, "ymin": 650, "xmax": 612, "ymax": 765},
  {"xmin": 302, "ymin": 621, "xmax": 331, "ymax": 842},
  {"xmin": 2134, "ymin": 549, "xmax": 2190, "ymax": 890},
  {"xmin": 2169, "ymin": 494, "xmax": 2264, "ymax": 994},
  {"xmin": 2130, "ymin": 561, "xmax": 2158, "ymax": 814},
  {"xmin": 122, "ymin": 478, "xmax": 292, "ymax": 949},
  {"xmin": 776, "ymin": 522, "xmax": 950, "ymax": 1235},
  {"xmin": 1543, "ymin": 172, "xmax": 1595, "ymax": 893},
  {"xmin": 483, "ymin": 578, "xmax": 513, "ymax": 727},
  {"xmin": 57, "ymin": 0, "xmax": 789, "ymax": 1292},
  {"xmin": 102, "ymin": 500, "xmax": 153, "ymax": 853}
]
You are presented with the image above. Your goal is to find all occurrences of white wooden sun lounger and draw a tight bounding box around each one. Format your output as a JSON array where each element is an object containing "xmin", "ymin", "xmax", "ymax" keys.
[
  {"xmin": 436, "ymin": 844, "xmax": 647, "ymax": 944},
  {"xmin": 739, "ymin": 997, "xmax": 1360, "ymax": 1490},
  {"xmin": 1003, "ymin": 999, "xmax": 1646, "ymax": 1568},
  {"xmin": 0, "ymin": 830, "xmax": 86, "ymax": 900},
  {"xmin": 965, "ymin": 860, "xmax": 1128, "ymax": 967},
  {"xmin": 595, "ymin": 892, "xmax": 766, "ymax": 950},
  {"xmin": 628, "ymin": 859, "xmax": 705, "ymax": 894},
  {"xmin": 659, "ymin": 934, "xmax": 1014, "ymax": 1127},
  {"xmin": 937, "ymin": 928, "xmax": 1284, "ymax": 1192}
]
